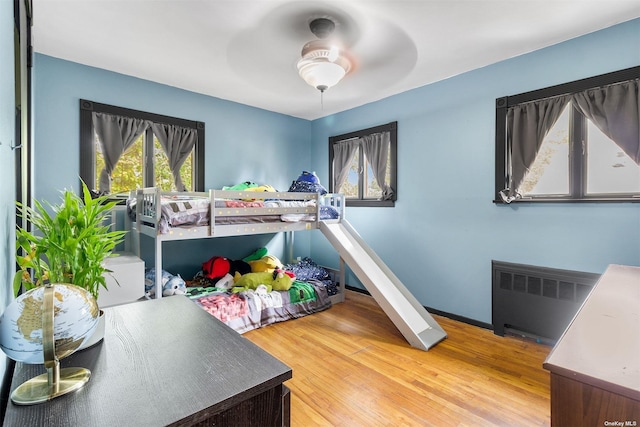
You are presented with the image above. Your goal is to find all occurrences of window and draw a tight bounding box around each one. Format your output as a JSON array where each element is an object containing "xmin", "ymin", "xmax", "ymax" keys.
[
  {"xmin": 495, "ymin": 66, "xmax": 639, "ymax": 203},
  {"xmin": 329, "ymin": 122, "xmax": 397, "ymax": 207},
  {"xmin": 79, "ymin": 100, "xmax": 205, "ymax": 195}
]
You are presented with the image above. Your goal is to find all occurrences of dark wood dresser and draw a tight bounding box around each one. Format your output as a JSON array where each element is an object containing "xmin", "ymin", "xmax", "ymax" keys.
[
  {"xmin": 3, "ymin": 296, "xmax": 292, "ymax": 426},
  {"xmin": 543, "ymin": 264, "xmax": 640, "ymax": 426}
]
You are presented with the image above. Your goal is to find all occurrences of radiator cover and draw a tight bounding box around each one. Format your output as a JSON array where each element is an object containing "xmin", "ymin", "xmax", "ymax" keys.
[{"xmin": 492, "ymin": 260, "xmax": 600, "ymax": 342}]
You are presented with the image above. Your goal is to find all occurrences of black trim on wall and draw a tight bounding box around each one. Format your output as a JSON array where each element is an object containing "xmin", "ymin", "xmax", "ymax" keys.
[
  {"xmin": 79, "ymin": 99, "xmax": 205, "ymax": 192},
  {"xmin": 329, "ymin": 122, "xmax": 397, "ymax": 143},
  {"xmin": 502, "ymin": 66, "xmax": 640, "ymax": 107},
  {"xmin": 328, "ymin": 121, "xmax": 398, "ymax": 207},
  {"xmin": 494, "ymin": 97, "xmax": 508, "ymax": 204},
  {"xmin": 79, "ymin": 100, "xmax": 94, "ymax": 191},
  {"xmin": 80, "ymin": 99, "xmax": 202, "ymax": 128},
  {"xmin": 7, "ymin": 0, "xmax": 33, "ymax": 419},
  {"xmin": 345, "ymin": 285, "xmax": 493, "ymax": 331},
  {"xmin": 494, "ymin": 66, "xmax": 640, "ymax": 203}
]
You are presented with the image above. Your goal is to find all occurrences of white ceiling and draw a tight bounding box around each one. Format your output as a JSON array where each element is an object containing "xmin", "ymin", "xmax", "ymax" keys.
[{"xmin": 32, "ymin": 0, "xmax": 640, "ymax": 120}]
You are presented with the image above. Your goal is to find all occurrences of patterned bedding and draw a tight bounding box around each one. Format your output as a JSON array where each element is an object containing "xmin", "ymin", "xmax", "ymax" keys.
[
  {"xmin": 186, "ymin": 279, "xmax": 332, "ymax": 333},
  {"xmin": 185, "ymin": 257, "xmax": 335, "ymax": 333}
]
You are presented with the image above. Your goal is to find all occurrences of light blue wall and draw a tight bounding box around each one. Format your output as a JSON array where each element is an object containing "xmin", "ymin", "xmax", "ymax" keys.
[
  {"xmin": 32, "ymin": 54, "xmax": 313, "ymax": 276},
  {"xmin": 33, "ymin": 54, "xmax": 311, "ymax": 198},
  {"xmin": 309, "ymin": 18, "xmax": 640, "ymax": 324},
  {"xmin": 32, "ymin": 19, "xmax": 640, "ymax": 326},
  {"xmin": 0, "ymin": 0, "xmax": 16, "ymax": 391}
]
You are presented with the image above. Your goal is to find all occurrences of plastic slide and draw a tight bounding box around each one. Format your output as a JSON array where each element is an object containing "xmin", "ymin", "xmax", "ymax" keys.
[{"xmin": 320, "ymin": 220, "xmax": 447, "ymax": 350}]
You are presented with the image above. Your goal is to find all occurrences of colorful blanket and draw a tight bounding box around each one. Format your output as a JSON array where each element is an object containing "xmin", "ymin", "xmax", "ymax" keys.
[{"xmin": 186, "ymin": 279, "xmax": 332, "ymax": 333}]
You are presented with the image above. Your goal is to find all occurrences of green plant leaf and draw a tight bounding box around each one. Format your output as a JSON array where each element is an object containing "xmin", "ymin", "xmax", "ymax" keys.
[{"xmin": 14, "ymin": 179, "xmax": 127, "ymax": 300}]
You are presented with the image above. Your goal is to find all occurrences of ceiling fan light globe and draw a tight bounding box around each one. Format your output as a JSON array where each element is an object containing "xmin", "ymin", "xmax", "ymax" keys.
[
  {"xmin": 297, "ymin": 43, "xmax": 350, "ymax": 92},
  {"xmin": 298, "ymin": 60, "xmax": 347, "ymax": 91}
]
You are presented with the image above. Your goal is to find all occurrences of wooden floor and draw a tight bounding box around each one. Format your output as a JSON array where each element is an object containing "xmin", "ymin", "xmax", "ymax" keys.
[{"xmin": 245, "ymin": 290, "xmax": 552, "ymax": 427}]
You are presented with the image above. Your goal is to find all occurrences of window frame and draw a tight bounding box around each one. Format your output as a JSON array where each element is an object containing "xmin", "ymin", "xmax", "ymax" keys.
[
  {"xmin": 79, "ymin": 99, "xmax": 205, "ymax": 194},
  {"xmin": 328, "ymin": 121, "xmax": 397, "ymax": 207},
  {"xmin": 494, "ymin": 66, "xmax": 640, "ymax": 204}
]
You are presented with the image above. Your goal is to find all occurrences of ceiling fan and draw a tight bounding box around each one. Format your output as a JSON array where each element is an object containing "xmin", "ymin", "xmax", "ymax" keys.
[
  {"xmin": 225, "ymin": 2, "xmax": 416, "ymax": 109},
  {"xmin": 296, "ymin": 17, "xmax": 352, "ymax": 93}
]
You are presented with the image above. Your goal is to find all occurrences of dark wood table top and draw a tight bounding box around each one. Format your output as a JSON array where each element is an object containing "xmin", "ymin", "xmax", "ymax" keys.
[{"xmin": 3, "ymin": 296, "xmax": 292, "ymax": 426}]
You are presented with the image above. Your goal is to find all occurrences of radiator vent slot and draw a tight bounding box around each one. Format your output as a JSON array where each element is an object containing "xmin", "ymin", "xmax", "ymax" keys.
[{"xmin": 492, "ymin": 261, "xmax": 600, "ymax": 343}]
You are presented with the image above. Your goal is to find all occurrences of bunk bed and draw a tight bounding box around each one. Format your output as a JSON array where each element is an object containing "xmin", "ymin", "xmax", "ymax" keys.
[{"xmin": 125, "ymin": 187, "xmax": 347, "ymax": 332}]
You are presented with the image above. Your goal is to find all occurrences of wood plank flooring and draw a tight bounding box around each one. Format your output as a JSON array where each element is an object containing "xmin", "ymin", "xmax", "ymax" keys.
[{"xmin": 245, "ymin": 290, "xmax": 551, "ymax": 427}]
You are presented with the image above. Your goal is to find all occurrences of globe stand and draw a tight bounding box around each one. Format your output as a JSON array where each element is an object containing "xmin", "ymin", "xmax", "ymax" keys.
[{"xmin": 10, "ymin": 284, "xmax": 92, "ymax": 405}]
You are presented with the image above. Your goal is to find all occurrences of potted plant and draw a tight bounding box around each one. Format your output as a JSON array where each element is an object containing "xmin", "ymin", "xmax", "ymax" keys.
[{"xmin": 13, "ymin": 181, "xmax": 127, "ymax": 345}]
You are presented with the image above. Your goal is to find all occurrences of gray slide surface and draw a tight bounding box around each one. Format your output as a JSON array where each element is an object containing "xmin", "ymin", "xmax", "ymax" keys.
[{"xmin": 320, "ymin": 220, "xmax": 447, "ymax": 350}]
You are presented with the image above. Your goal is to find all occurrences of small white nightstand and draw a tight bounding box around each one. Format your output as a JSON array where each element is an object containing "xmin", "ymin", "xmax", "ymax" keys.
[{"xmin": 98, "ymin": 252, "xmax": 145, "ymax": 307}]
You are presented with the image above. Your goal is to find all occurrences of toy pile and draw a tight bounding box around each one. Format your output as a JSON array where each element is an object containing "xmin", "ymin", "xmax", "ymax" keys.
[
  {"xmin": 221, "ymin": 170, "xmax": 328, "ymax": 196},
  {"xmin": 188, "ymin": 247, "xmax": 296, "ymax": 295},
  {"xmin": 222, "ymin": 181, "xmax": 278, "ymax": 193},
  {"xmin": 142, "ymin": 242, "xmax": 336, "ymax": 333}
]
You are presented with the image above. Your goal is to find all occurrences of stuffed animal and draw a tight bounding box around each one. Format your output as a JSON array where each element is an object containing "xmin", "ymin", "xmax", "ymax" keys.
[
  {"xmin": 230, "ymin": 259, "xmax": 252, "ymax": 276},
  {"xmin": 163, "ymin": 274, "xmax": 187, "ymax": 296},
  {"xmin": 214, "ymin": 273, "xmax": 235, "ymax": 290},
  {"xmin": 222, "ymin": 181, "xmax": 258, "ymax": 191},
  {"xmin": 221, "ymin": 182, "xmax": 278, "ymax": 200},
  {"xmin": 232, "ymin": 269, "xmax": 295, "ymax": 293},
  {"xmin": 297, "ymin": 171, "xmax": 319, "ymax": 184},
  {"xmin": 145, "ymin": 268, "xmax": 187, "ymax": 297},
  {"xmin": 202, "ymin": 256, "xmax": 230, "ymax": 281},
  {"xmin": 243, "ymin": 247, "xmax": 268, "ymax": 262},
  {"xmin": 248, "ymin": 254, "xmax": 283, "ymax": 273},
  {"xmin": 241, "ymin": 184, "xmax": 278, "ymax": 201},
  {"xmin": 289, "ymin": 170, "xmax": 327, "ymax": 194},
  {"xmin": 202, "ymin": 256, "xmax": 251, "ymax": 280},
  {"xmin": 245, "ymin": 184, "xmax": 277, "ymax": 193}
]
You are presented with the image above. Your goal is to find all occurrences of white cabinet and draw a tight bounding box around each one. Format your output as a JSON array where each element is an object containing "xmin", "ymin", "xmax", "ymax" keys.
[{"xmin": 98, "ymin": 252, "xmax": 145, "ymax": 307}]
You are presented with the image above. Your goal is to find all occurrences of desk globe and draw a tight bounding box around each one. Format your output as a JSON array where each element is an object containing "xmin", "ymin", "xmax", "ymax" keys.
[{"xmin": 0, "ymin": 283, "xmax": 100, "ymax": 405}]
